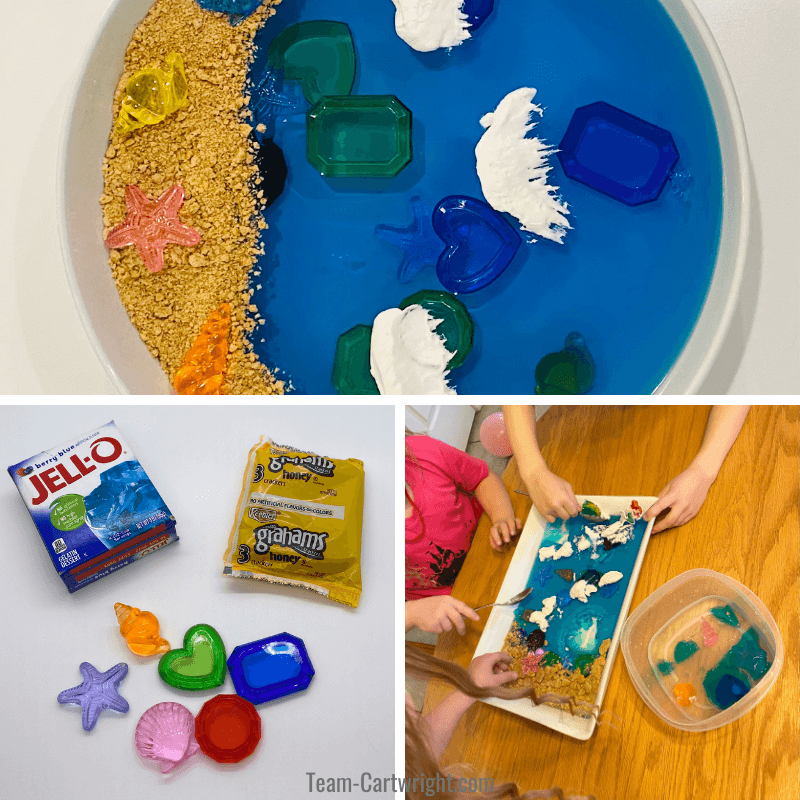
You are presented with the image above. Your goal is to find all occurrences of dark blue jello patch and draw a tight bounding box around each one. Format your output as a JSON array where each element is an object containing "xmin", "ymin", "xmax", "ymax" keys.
[{"xmin": 228, "ymin": 632, "xmax": 315, "ymax": 705}]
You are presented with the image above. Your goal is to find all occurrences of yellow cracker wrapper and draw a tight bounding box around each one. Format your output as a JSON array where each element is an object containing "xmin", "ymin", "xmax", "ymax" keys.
[{"xmin": 223, "ymin": 438, "xmax": 364, "ymax": 607}]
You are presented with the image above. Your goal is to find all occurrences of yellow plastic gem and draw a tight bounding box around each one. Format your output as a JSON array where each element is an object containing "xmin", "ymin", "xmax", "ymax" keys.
[
  {"xmin": 173, "ymin": 303, "xmax": 231, "ymax": 395},
  {"xmin": 116, "ymin": 52, "xmax": 188, "ymax": 135}
]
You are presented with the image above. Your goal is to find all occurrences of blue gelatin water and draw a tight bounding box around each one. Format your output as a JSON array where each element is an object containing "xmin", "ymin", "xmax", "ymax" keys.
[{"xmin": 248, "ymin": 0, "xmax": 723, "ymax": 393}]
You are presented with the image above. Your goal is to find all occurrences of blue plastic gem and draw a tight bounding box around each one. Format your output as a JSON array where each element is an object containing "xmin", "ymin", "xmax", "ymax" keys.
[
  {"xmin": 535, "ymin": 564, "xmax": 553, "ymax": 587},
  {"xmin": 194, "ymin": 0, "xmax": 263, "ymax": 25},
  {"xmin": 57, "ymin": 662, "xmax": 129, "ymax": 731},
  {"xmin": 558, "ymin": 101, "xmax": 679, "ymax": 206},
  {"xmin": 714, "ymin": 673, "xmax": 749, "ymax": 709},
  {"xmin": 227, "ymin": 633, "xmax": 315, "ymax": 705},
  {"xmin": 598, "ymin": 582, "xmax": 619, "ymax": 599},
  {"xmin": 535, "ymin": 333, "xmax": 596, "ymax": 395},
  {"xmin": 555, "ymin": 589, "xmax": 572, "ymax": 609},
  {"xmin": 376, "ymin": 197, "xmax": 444, "ymax": 283},
  {"xmin": 462, "ymin": 0, "xmax": 495, "ymax": 31},
  {"xmin": 433, "ymin": 195, "xmax": 521, "ymax": 294}
]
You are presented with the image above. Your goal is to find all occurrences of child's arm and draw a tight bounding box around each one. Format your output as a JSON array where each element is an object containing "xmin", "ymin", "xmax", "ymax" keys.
[
  {"xmin": 473, "ymin": 470, "xmax": 522, "ymax": 550},
  {"xmin": 420, "ymin": 652, "xmax": 518, "ymax": 760},
  {"xmin": 503, "ymin": 405, "xmax": 581, "ymax": 522},
  {"xmin": 645, "ymin": 405, "xmax": 750, "ymax": 533},
  {"xmin": 406, "ymin": 596, "xmax": 480, "ymax": 635}
]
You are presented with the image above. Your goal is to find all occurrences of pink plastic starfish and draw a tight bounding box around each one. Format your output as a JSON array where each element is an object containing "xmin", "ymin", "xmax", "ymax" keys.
[
  {"xmin": 106, "ymin": 184, "xmax": 201, "ymax": 273},
  {"xmin": 521, "ymin": 651, "xmax": 545, "ymax": 675}
]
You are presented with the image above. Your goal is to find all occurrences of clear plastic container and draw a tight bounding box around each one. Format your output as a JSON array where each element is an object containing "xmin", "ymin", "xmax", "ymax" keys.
[{"xmin": 621, "ymin": 569, "xmax": 782, "ymax": 731}]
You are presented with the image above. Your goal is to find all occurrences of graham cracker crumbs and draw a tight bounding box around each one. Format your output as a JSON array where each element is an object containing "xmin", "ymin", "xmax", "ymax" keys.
[
  {"xmin": 101, "ymin": 0, "xmax": 283, "ymax": 394},
  {"xmin": 502, "ymin": 623, "xmax": 610, "ymax": 716}
]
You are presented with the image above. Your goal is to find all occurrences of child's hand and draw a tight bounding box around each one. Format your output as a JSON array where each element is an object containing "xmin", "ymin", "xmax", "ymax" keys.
[
  {"xmin": 489, "ymin": 517, "xmax": 522, "ymax": 550},
  {"xmin": 644, "ymin": 463, "xmax": 716, "ymax": 533},
  {"xmin": 524, "ymin": 466, "xmax": 581, "ymax": 523},
  {"xmin": 408, "ymin": 596, "xmax": 480, "ymax": 635},
  {"xmin": 468, "ymin": 652, "xmax": 518, "ymax": 689}
]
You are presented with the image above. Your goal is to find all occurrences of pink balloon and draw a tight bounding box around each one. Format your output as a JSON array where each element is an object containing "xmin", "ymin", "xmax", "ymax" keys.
[{"xmin": 479, "ymin": 412, "xmax": 513, "ymax": 457}]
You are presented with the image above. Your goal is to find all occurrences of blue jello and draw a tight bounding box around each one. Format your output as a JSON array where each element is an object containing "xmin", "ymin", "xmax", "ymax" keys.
[
  {"xmin": 433, "ymin": 195, "xmax": 521, "ymax": 294},
  {"xmin": 227, "ymin": 633, "xmax": 315, "ymax": 705},
  {"xmin": 558, "ymin": 101, "xmax": 679, "ymax": 206}
]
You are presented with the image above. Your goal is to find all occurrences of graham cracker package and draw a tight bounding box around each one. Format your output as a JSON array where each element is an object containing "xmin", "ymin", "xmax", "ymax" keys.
[{"xmin": 223, "ymin": 439, "xmax": 364, "ymax": 607}]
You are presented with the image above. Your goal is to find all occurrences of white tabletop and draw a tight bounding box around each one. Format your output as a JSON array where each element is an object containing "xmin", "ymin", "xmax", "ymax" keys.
[
  {"xmin": 1, "ymin": 0, "xmax": 798, "ymax": 395},
  {"xmin": 0, "ymin": 403, "xmax": 395, "ymax": 799}
]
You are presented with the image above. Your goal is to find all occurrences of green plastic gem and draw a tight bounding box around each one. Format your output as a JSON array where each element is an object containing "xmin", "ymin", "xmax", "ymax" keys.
[
  {"xmin": 574, "ymin": 654, "xmax": 595, "ymax": 676},
  {"xmin": 710, "ymin": 604, "xmax": 739, "ymax": 627},
  {"xmin": 657, "ymin": 660, "xmax": 673, "ymax": 675},
  {"xmin": 158, "ymin": 624, "xmax": 227, "ymax": 690},
  {"xmin": 535, "ymin": 332, "xmax": 595, "ymax": 395},
  {"xmin": 399, "ymin": 290, "xmax": 474, "ymax": 368},
  {"xmin": 307, "ymin": 95, "xmax": 412, "ymax": 178},
  {"xmin": 673, "ymin": 640, "xmax": 699, "ymax": 663},
  {"xmin": 539, "ymin": 651, "xmax": 560, "ymax": 667},
  {"xmin": 331, "ymin": 324, "xmax": 380, "ymax": 395},
  {"xmin": 267, "ymin": 21, "xmax": 356, "ymax": 105}
]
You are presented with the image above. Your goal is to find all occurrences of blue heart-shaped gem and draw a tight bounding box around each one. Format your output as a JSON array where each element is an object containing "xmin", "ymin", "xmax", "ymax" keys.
[{"xmin": 433, "ymin": 195, "xmax": 521, "ymax": 294}]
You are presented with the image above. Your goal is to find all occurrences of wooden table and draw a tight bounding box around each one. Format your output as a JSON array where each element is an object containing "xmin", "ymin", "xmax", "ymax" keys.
[{"xmin": 423, "ymin": 406, "xmax": 799, "ymax": 800}]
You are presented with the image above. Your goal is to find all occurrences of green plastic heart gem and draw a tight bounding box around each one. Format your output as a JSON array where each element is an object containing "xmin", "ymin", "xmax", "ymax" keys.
[
  {"xmin": 267, "ymin": 21, "xmax": 356, "ymax": 105},
  {"xmin": 673, "ymin": 640, "xmax": 699, "ymax": 663},
  {"xmin": 158, "ymin": 624, "xmax": 227, "ymax": 690}
]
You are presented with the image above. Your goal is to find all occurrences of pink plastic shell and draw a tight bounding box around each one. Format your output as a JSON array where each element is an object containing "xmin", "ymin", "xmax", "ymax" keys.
[{"xmin": 134, "ymin": 702, "xmax": 200, "ymax": 773}]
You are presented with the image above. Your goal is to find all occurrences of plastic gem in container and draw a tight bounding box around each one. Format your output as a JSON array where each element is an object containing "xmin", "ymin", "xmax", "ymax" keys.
[
  {"xmin": 463, "ymin": 0, "xmax": 495, "ymax": 31},
  {"xmin": 375, "ymin": 197, "xmax": 443, "ymax": 283},
  {"xmin": 557, "ymin": 101, "xmax": 679, "ymax": 206},
  {"xmin": 115, "ymin": 602, "xmax": 170, "ymax": 656},
  {"xmin": 710, "ymin": 604, "xmax": 739, "ymax": 627},
  {"xmin": 701, "ymin": 617, "xmax": 718, "ymax": 648},
  {"xmin": 105, "ymin": 184, "xmax": 201, "ymax": 275},
  {"xmin": 535, "ymin": 332, "xmax": 596, "ymax": 394},
  {"xmin": 135, "ymin": 702, "xmax": 199, "ymax": 773},
  {"xmin": 674, "ymin": 640, "xmax": 699, "ymax": 663},
  {"xmin": 331, "ymin": 324, "xmax": 380, "ymax": 395},
  {"xmin": 116, "ymin": 52, "xmax": 188, "ymax": 135},
  {"xmin": 673, "ymin": 682, "xmax": 696, "ymax": 707},
  {"xmin": 173, "ymin": 303, "xmax": 231, "ymax": 395},
  {"xmin": 267, "ymin": 21, "xmax": 356, "ymax": 105},
  {"xmin": 307, "ymin": 96, "xmax": 412, "ymax": 178},
  {"xmin": 194, "ymin": 0, "xmax": 263, "ymax": 25},
  {"xmin": 158, "ymin": 624, "xmax": 227, "ymax": 690},
  {"xmin": 194, "ymin": 695, "xmax": 261, "ymax": 763},
  {"xmin": 398, "ymin": 290, "xmax": 474, "ymax": 368},
  {"xmin": 433, "ymin": 195, "xmax": 521, "ymax": 294},
  {"xmin": 228, "ymin": 632, "xmax": 315, "ymax": 705},
  {"xmin": 253, "ymin": 139, "xmax": 288, "ymax": 208},
  {"xmin": 57, "ymin": 662, "xmax": 129, "ymax": 731}
]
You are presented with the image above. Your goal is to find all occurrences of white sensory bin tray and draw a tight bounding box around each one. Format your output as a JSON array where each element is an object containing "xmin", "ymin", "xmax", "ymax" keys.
[{"xmin": 473, "ymin": 495, "xmax": 657, "ymax": 740}]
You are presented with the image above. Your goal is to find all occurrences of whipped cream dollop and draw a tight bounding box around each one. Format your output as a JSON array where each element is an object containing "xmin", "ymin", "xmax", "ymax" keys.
[
  {"xmin": 475, "ymin": 87, "xmax": 570, "ymax": 243},
  {"xmin": 524, "ymin": 595, "xmax": 557, "ymax": 631},
  {"xmin": 569, "ymin": 580, "xmax": 597, "ymax": 604},
  {"xmin": 390, "ymin": 0, "xmax": 471, "ymax": 52},
  {"xmin": 370, "ymin": 305, "xmax": 456, "ymax": 395},
  {"xmin": 538, "ymin": 541, "xmax": 573, "ymax": 562}
]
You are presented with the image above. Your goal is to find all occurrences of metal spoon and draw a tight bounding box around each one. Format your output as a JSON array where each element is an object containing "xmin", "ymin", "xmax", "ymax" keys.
[{"xmin": 473, "ymin": 587, "xmax": 532, "ymax": 611}]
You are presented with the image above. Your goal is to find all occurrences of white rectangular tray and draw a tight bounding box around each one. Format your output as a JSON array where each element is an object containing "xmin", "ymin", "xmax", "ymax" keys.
[{"xmin": 473, "ymin": 495, "xmax": 657, "ymax": 740}]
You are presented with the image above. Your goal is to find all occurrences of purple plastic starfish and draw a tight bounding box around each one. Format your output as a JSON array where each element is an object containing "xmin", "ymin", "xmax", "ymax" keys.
[{"xmin": 57, "ymin": 662, "xmax": 129, "ymax": 731}]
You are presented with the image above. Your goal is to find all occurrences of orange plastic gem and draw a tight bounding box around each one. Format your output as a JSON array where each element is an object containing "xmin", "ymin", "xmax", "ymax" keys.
[
  {"xmin": 673, "ymin": 682, "xmax": 696, "ymax": 707},
  {"xmin": 115, "ymin": 603, "xmax": 170, "ymax": 657},
  {"xmin": 173, "ymin": 304, "xmax": 231, "ymax": 395}
]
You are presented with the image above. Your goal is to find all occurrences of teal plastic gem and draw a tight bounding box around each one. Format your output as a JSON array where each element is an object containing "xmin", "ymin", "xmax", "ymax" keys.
[
  {"xmin": 535, "ymin": 332, "xmax": 595, "ymax": 394},
  {"xmin": 657, "ymin": 660, "xmax": 673, "ymax": 675},
  {"xmin": 307, "ymin": 95, "xmax": 412, "ymax": 178},
  {"xmin": 158, "ymin": 624, "xmax": 227, "ymax": 690},
  {"xmin": 267, "ymin": 21, "xmax": 356, "ymax": 105},
  {"xmin": 673, "ymin": 640, "xmax": 699, "ymax": 663},
  {"xmin": 710, "ymin": 604, "xmax": 739, "ymax": 627},
  {"xmin": 399, "ymin": 290, "xmax": 474, "ymax": 368},
  {"xmin": 331, "ymin": 324, "xmax": 380, "ymax": 395}
]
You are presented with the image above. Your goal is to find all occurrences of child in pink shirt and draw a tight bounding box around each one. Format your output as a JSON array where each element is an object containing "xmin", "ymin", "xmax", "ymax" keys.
[{"xmin": 405, "ymin": 434, "xmax": 520, "ymax": 636}]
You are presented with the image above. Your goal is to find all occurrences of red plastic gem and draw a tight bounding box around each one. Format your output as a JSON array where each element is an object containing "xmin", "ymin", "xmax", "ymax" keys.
[
  {"xmin": 194, "ymin": 695, "xmax": 261, "ymax": 763},
  {"xmin": 105, "ymin": 184, "xmax": 201, "ymax": 274}
]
